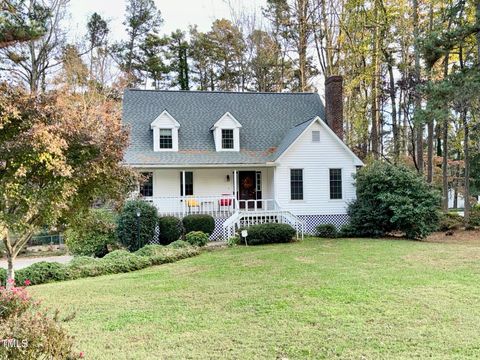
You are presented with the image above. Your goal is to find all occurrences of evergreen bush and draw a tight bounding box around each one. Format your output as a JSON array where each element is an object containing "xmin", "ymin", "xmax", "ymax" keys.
[
  {"xmin": 182, "ymin": 214, "xmax": 215, "ymax": 235},
  {"xmin": 348, "ymin": 161, "xmax": 441, "ymax": 239},
  {"xmin": 117, "ymin": 200, "xmax": 158, "ymax": 251},
  {"xmin": 158, "ymin": 216, "xmax": 183, "ymax": 245}
]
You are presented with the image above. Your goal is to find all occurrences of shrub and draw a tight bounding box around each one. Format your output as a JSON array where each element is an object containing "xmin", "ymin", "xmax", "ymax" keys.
[
  {"xmin": 226, "ymin": 236, "xmax": 240, "ymax": 247},
  {"xmin": 348, "ymin": 161, "xmax": 441, "ymax": 239},
  {"xmin": 9, "ymin": 246, "xmax": 200, "ymax": 287},
  {"xmin": 338, "ymin": 224, "xmax": 356, "ymax": 238},
  {"xmin": 0, "ymin": 286, "xmax": 80, "ymax": 359},
  {"xmin": 315, "ymin": 224, "xmax": 338, "ymax": 238},
  {"xmin": 135, "ymin": 244, "xmax": 199, "ymax": 265},
  {"xmin": 0, "ymin": 268, "xmax": 6, "ymax": 287},
  {"xmin": 65, "ymin": 208, "xmax": 117, "ymax": 257},
  {"xmin": 16, "ymin": 262, "xmax": 68, "ymax": 286},
  {"xmin": 0, "ymin": 286, "xmax": 31, "ymax": 319},
  {"xmin": 469, "ymin": 205, "xmax": 480, "ymax": 227},
  {"xmin": 101, "ymin": 250, "xmax": 151, "ymax": 273},
  {"xmin": 182, "ymin": 214, "xmax": 215, "ymax": 235},
  {"xmin": 185, "ymin": 231, "xmax": 209, "ymax": 247},
  {"xmin": 134, "ymin": 244, "xmax": 165, "ymax": 257},
  {"xmin": 158, "ymin": 216, "xmax": 183, "ymax": 245},
  {"xmin": 117, "ymin": 200, "xmax": 159, "ymax": 251},
  {"xmin": 439, "ymin": 212, "xmax": 464, "ymax": 231},
  {"xmin": 241, "ymin": 223, "xmax": 296, "ymax": 245},
  {"xmin": 167, "ymin": 240, "xmax": 190, "ymax": 249}
]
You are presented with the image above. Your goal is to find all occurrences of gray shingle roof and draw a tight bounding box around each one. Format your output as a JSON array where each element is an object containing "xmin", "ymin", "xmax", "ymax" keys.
[{"xmin": 122, "ymin": 89, "xmax": 325, "ymax": 165}]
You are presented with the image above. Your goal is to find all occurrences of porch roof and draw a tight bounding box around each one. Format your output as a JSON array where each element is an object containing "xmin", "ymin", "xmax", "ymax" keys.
[{"xmin": 123, "ymin": 90, "xmax": 325, "ymax": 165}]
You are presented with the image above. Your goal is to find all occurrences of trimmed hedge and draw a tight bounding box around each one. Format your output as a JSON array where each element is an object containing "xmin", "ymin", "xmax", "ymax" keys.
[
  {"xmin": 16, "ymin": 262, "xmax": 68, "ymax": 286},
  {"xmin": 241, "ymin": 223, "xmax": 296, "ymax": 245},
  {"xmin": 182, "ymin": 214, "xmax": 215, "ymax": 235},
  {"xmin": 4, "ymin": 246, "xmax": 200, "ymax": 287},
  {"xmin": 185, "ymin": 231, "xmax": 209, "ymax": 247},
  {"xmin": 315, "ymin": 224, "xmax": 338, "ymax": 238},
  {"xmin": 158, "ymin": 216, "xmax": 183, "ymax": 245},
  {"xmin": 117, "ymin": 200, "xmax": 159, "ymax": 251}
]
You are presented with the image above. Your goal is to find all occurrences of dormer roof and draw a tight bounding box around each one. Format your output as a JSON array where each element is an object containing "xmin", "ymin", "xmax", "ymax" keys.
[
  {"xmin": 150, "ymin": 110, "xmax": 180, "ymax": 129},
  {"xmin": 210, "ymin": 112, "xmax": 242, "ymax": 130}
]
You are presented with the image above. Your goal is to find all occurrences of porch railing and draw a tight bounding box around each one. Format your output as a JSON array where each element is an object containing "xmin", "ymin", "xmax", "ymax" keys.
[
  {"xmin": 143, "ymin": 195, "xmax": 281, "ymax": 218},
  {"xmin": 144, "ymin": 194, "xmax": 237, "ymax": 217},
  {"xmin": 237, "ymin": 199, "xmax": 279, "ymax": 211}
]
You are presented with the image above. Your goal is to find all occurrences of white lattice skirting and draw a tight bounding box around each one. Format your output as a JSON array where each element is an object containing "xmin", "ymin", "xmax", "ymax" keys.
[
  {"xmin": 298, "ymin": 214, "xmax": 349, "ymax": 234},
  {"xmin": 151, "ymin": 214, "xmax": 350, "ymax": 243}
]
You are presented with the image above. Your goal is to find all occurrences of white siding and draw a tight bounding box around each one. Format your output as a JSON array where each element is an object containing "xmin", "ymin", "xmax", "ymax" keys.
[
  {"xmin": 274, "ymin": 121, "xmax": 358, "ymax": 215},
  {"xmin": 138, "ymin": 167, "xmax": 274, "ymax": 199}
]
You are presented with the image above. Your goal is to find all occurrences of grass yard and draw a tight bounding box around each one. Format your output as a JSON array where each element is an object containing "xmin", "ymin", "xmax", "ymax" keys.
[{"xmin": 31, "ymin": 236, "xmax": 480, "ymax": 359}]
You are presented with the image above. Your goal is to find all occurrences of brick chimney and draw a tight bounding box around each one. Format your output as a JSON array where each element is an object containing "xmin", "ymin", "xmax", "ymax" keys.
[{"xmin": 325, "ymin": 76, "xmax": 344, "ymax": 140}]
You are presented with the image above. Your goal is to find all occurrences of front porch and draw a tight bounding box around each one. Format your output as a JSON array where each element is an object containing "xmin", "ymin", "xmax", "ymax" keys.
[
  {"xmin": 138, "ymin": 167, "xmax": 276, "ymax": 217},
  {"xmin": 136, "ymin": 166, "xmax": 304, "ymax": 241}
]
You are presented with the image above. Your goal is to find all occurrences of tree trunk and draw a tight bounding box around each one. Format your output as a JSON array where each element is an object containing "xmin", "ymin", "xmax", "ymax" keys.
[
  {"xmin": 6, "ymin": 257, "xmax": 14, "ymax": 290},
  {"xmin": 427, "ymin": 119, "xmax": 434, "ymax": 183},
  {"xmin": 2, "ymin": 228, "xmax": 14, "ymax": 289},
  {"xmin": 413, "ymin": 0, "xmax": 423, "ymax": 173},
  {"xmin": 386, "ymin": 52, "xmax": 399, "ymax": 163},
  {"xmin": 426, "ymin": 4, "xmax": 434, "ymax": 183},
  {"xmin": 442, "ymin": 55, "xmax": 449, "ymax": 211},
  {"xmin": 463, "ymin": 109, "xmax": 471, "ymax": 223},
  {"xmin": 442, "ymin": 118, "xmax": 449, "ymax": 211},
  {"xmin": 371, "ymin": 0, "xmax": 380, "ymax": 159},
  {"xmin": 297, "ymin": 0, "xmax": 309, "ymax": 91}
]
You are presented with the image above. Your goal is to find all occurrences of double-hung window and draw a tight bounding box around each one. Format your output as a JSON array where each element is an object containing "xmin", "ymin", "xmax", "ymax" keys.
[
  {"xmin": 139, "ymin": 172, "xmax": 153, "ymax": 197},
  {"xmin": 329, "ymin": 169, "xmax": 342, "ymax": 199},
  {"xmin": 290, "ymin": 169, "xmax": 304, "ymax": 200},
  {"xmin": 159, "ymin": 129, "xmax": 173, "ymax": 149},
  {"xmin": 221, "ymin": 129, "xmax": 234, "ymax": 149}
]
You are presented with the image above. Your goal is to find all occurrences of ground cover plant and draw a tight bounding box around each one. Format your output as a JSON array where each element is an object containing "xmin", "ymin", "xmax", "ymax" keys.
[{"xmin": 4, "ymin": 245, "xmax": 199, "ymax": 287}]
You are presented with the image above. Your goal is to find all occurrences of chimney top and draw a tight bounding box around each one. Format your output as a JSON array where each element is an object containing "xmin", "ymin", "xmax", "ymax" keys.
[{"xmin": 325, "ymin": 75, "xmax": 344, "ymax": 141}]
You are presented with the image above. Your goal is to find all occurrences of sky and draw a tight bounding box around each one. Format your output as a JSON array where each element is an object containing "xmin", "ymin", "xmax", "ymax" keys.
[{"xmin": 66, "ymin": 0, "xmax": 265, "ymax": 43}]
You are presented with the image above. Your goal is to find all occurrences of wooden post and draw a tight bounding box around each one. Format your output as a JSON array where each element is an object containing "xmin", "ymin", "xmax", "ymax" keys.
[
  {"xmin": 182, "ymin": 170, "xmax": 186, "ymax": 216},
  {"xmin": 233, "ymin": 170, "xmax": 238, "ymax": 209}
]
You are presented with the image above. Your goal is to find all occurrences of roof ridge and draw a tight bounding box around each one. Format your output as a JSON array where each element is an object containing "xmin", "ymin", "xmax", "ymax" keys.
[
  {"xmin": 125, "ymin": 88, "xmax": 319, "ymax": 96},
  {"xmin": 292, "ymin": 117, "xmax": 317, "ymax": 128}
]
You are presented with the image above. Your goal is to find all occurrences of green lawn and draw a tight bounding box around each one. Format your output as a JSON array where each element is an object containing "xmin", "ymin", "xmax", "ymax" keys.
[{"xmin": 31, "ymin": 237, "xmax": 480, "ymax": 359}]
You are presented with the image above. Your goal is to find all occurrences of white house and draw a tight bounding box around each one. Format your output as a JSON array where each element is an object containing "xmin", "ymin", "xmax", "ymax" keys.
[{"xmin": 122, "ymin": 76, "xmax": 363, "ymax": 240}]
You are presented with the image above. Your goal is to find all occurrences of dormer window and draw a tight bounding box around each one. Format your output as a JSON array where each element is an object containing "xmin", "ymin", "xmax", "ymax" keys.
[
  {"xmin": 222, "ymin": 129, "xmax": 234, "ymax": 149},
  {"xmin": 159, "ymin": 129, "xmax": 173, "ymax": 149},
  {"xmin": 211, "ymin": 112, "xmax": 242, "ymax": 152},
  {"xmin": 151, "ymin": 110, "xmax": 180, "ymax": 152}
]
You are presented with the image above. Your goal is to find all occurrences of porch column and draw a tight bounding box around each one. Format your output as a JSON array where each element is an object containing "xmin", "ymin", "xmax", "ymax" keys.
[
  {"xmin": 182, "ymin": 170, "xmax": 186, "ymax": 216},
  {"xmin": 233, "ymin": 170, "xmax": 238, "ymax": 209}
]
